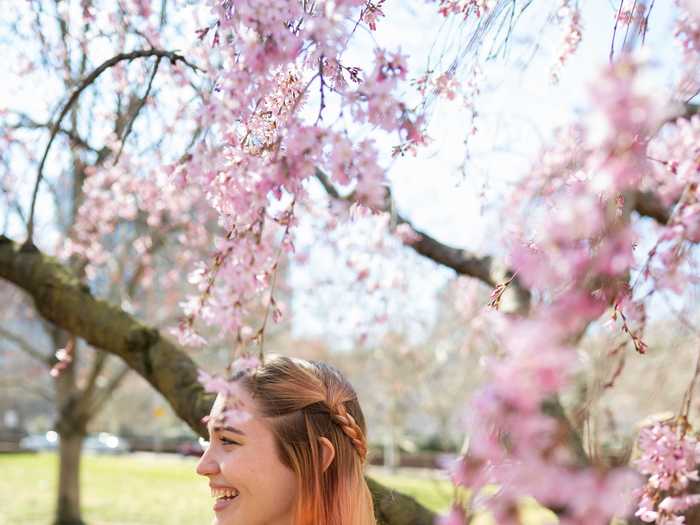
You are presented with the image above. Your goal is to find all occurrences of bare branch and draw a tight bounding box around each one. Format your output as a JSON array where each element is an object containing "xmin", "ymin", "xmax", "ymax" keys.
[
  {"xmin": 26, "ymin": 48, "xmax": 202, "ymax": 244},
  {"xmin": 80, "ymin": 350, "xmax": 109, "ymax": 403},
  {"xmin": 401, "ymin": 221, "xmax": 497, "ymax": 286},
  {"xmin": 113, "ymin": 56, "xmax": 162, "ymax": 165},
  {"xmin": 0, "ymin": 379, "xmax": 54, "ymax": 402},
  {"xmin": 314, "ymin": 168, "xmax": 531, "ymax": 312},
  {"xmin": 0, "ymin": 325, "xmax": 52, "ymax": 367},
  {"xmin": 682, "ymin": 102, "xmax": 699, "ymax": 120},
  {"xmin": 315, "ymin": 167, "xmax": 345, "ymax": 200},
  {"xmin": 87, "ymin": 363, "xmax": 130, "ymax": 419},
  {"xmin": 7, "ymin": 112, "xmax": 102, "ymax": 154}
]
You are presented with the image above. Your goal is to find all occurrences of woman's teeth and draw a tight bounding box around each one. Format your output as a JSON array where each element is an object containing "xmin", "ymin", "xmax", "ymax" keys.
[{"xmin": 211, "ymin": 488, "xmax": 239, "ymax": 500}]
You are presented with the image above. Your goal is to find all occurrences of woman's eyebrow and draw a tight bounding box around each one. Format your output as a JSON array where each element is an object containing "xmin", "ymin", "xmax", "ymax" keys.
[{"xmin": 212, "ymin": 425, "xmax": 247, "ymax": 436}]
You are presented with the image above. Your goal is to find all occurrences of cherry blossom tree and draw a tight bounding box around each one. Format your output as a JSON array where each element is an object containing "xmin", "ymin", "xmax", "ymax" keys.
[{"xmin": 3, "ymin": 1, "xmax": 700, "ymax": 525}]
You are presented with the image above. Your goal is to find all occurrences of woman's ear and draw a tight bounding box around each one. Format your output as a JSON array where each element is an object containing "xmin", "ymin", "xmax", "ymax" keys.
[{"xmin": 318, "ymin": 437, "xmax": 336, "ymax": 472}]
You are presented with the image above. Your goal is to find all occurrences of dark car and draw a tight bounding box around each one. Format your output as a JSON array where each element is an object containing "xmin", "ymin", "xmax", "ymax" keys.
[{"xmin": 177, "ymin": 439, "xmax": 205, "ymax": 457}]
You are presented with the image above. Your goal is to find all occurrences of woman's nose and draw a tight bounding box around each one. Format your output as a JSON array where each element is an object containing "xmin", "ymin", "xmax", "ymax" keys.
[{"xmin": 196, "ymin": 446, "xmax": 219, "ymax": 476}]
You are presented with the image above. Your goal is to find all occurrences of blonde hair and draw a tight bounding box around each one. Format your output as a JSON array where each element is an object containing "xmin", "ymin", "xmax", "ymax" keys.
[{"xmin": 236, "ymin": 355, "xmax": 376, "ymax": 525}]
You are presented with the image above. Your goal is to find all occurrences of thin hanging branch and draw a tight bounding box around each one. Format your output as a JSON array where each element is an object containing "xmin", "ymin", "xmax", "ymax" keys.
[
  {"xmin": 113, "ymin": 56, "xmax": 162, "ymax": 165},
  {"xmin": 25, "ymin": 48, "xmax": 201, "ymax": 245}
]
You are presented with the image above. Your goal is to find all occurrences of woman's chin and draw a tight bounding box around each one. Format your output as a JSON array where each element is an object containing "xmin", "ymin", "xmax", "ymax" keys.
[{"xmin": 213, "ymin": 496, "xmax": 240, "ymax": 523}]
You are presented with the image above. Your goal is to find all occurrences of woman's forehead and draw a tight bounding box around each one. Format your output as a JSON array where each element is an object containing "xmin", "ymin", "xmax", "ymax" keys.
[
  {"xmin": 213, "ymin": 383, "xmax": 251, "ymax": 408},
  {"xmin": 210, "ymin": 383, "xmax": 258, "ymax": 423},
  {"xmin": 207, "ymin": 386, "xmax": 270, "ymax": 437}
]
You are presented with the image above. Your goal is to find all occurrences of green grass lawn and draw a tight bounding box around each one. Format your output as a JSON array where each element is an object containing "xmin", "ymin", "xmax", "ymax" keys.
[
  {"xmin": 0, "ymin": 452, "xmax": 212, "ymax": 525},
  {"xmin": 0, "ymin": 452, "xmax": 556, "ymax": 524},
  {"xmin": 0, "ymin": 452, "xmax": 461, "ymax": 524},
  {"xmin": 367, "ymin": 468, "xmax": 455, "ymax": 514}
]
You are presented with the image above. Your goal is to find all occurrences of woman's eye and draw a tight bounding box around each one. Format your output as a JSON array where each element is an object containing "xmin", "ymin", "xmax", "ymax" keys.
[{"xmin": 220, "ymin": 437, "xmax": 240, "ymax": 446}]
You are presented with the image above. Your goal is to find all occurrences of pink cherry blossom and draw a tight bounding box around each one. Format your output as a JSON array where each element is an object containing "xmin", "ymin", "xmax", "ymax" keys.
[
  {"xmin": 634, "ymin": 422, "xmax": 700, "ymax": 524},
  {"xmin": 197, "ymin": 369, "xmax": 234, "ymax": 397}
]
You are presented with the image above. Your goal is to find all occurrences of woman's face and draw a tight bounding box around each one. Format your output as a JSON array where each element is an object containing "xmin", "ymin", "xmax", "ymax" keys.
[{"xmin": 196, "ymin": 383, "xmax": 298, "ymax": 525}]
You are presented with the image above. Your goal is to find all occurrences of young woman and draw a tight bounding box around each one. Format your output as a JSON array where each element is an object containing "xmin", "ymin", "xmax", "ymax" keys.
[{"xmin": 196, "ymin": 355, "xmax": 377, "ymax": 525}]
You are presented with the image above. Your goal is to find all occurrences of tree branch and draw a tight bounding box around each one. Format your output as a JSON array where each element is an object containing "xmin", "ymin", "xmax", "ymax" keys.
[
  {"xmin": 0, "ymin": 234, "xmax": 212, "ymax": 435},
  {"xmin": 633, "ymin": 189, "xmax": 670, "ymax": 224},
  {"xmin": 626, "ymin": 104, "xmax": 699, "ymax": 225},
  {"xmin": 314, "ymin": 168, "xmax": 531, "ymax": 313},
  {"xmin": 0, "ymin": 325, "xmax": 52, "ymax": 367},
  {"xmin": 80, "ymin": 350, "xmax": 108, "ymax": 403},
  {"xmin": 7, "ymin": 112, "xmax": 102, "ymax": 154},
  {"xmin": 26, "ymin": 48, "xmax": 202, "ymax": 243},
  {"xmin": 682, "ymin": 102, "xmax": 699, "ymax": 120},
  {"xmin": 113, "ymin": 56, "xmax": 162, "ymax": 165},
  {"xmin": 87, "ymin": 363, "xmax": 131, "ymax": 420},
  {"xmin": 367, "ymin": 476, "xmax": 437, "ymax": 525}
]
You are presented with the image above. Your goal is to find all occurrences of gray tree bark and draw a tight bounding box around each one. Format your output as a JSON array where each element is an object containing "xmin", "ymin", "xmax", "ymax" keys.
[
  {"xmin": 55, "ymin": 430, "xmax": 85, "ymax": 525},
  {"xmin": 51, "ymin": 329, "xmax": 87, "ymax": 525}
]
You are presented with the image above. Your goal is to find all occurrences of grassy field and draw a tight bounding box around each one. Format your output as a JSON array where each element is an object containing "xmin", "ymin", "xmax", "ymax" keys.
[
  {"xmin": 1, "ymin": 452, "xmax": 212, "ymax": 525},
  {"xmin": 0, "ymin": 452, "xmax": 554, "ymax": 524}
]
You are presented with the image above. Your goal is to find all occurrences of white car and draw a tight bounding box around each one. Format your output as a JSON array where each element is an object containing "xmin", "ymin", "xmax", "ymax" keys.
[
  {"xmin": 19, "ymin": 431, "xmax": 59, "ymax": 452},
  {"xmin": 83, "ymin": 432, "xmax": 130, "ymax": 454}
]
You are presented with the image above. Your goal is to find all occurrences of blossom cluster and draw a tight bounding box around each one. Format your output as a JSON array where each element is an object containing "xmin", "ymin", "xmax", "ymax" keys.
[
  {"xmin": 198, "ymin": 356, "xmax": 261, "ymax": 426},
  {"xmin": 675, "ymin": 0, "xmax": 700, "ymax": 97},
  {"xmin": 166, "ymin": 0, "xmax": 420, "ymax": 345},
  {"xmin": 644, "ymin": 115, "xmax": 700, "ymax": 293},
  {"xmin": 432, "ymin": 0, "xmax": 495, "ymax": 19},
  {"xmin": 61, "ymin": 141, "xmax": 211, "ymax": 290},
  {"xmin": 550, "ymin": 1, "xmax": 583, "ymax": 83},
  {"xmin": 616, "ymin": 0, "xmax": 648, "ymax": 30},
  {"xmin": 40, "ymin": 1, "xmax": 432, "ymax": 349},
  {"xmin": 635, "ymin": 422, "xmax": 700, "ymax": 524},
  {"xmin": 439, "ymin": 54, "xmax": 672, "ymax": 525}
]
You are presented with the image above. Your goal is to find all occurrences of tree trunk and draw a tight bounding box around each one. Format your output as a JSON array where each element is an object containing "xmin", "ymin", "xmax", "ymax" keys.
[
  {"xmin": 383, "ymin": 431, "xmax": 399, "ymax": 472},
  {"xmin": 51, "ymin": 328, "xmax": 89, "ymax": 525},
  {"xmin": 384, "ymin": 401, "xmax": 401, "ymax": 472},
  {"xmin": 54, "ymin": 431, "xmax": 85, "ymax": 525}
]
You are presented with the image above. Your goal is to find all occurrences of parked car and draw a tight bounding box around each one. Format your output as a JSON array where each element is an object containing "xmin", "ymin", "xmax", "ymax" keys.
[
  {"xmin": 83, "ymin": 432, "xmax": 130, "ymax": 454},
  {"xmin": 19, "ymin": 431, "xmax": 59, "ymax": 452},
  {"xmin": 176, "ymin": 439, "xmax": 204, "ymax": 457}
]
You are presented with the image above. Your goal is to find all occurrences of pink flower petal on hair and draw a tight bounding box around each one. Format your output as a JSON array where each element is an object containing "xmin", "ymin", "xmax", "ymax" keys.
[
  {"xmin": 231, "ymin": 355, "xmax": 261, "ymax": 375},
  {"xmin": 197, "ymin": 369, "xmax": 233, "ymax": 396}
]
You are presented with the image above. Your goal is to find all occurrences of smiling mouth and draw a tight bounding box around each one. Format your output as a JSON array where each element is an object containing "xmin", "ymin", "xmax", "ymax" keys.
[
  {"xmin": 211, "ymin": 487, "xmax": 240, "ymax": 510},
  {"xmin": 212, "ymin": 487, "xmax": 240, "ymax": 500}
]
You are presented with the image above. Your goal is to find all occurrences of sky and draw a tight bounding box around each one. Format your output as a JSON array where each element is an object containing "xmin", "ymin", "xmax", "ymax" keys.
[{"xmin": 375, "ymin": 0, "xmax": 679, "ymax": 253}]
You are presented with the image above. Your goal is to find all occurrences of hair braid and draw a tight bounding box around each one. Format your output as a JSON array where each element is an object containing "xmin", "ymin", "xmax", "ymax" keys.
[{"xmin": 329, "ymin": 401, "xmax": 368, "ymax": 462}]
